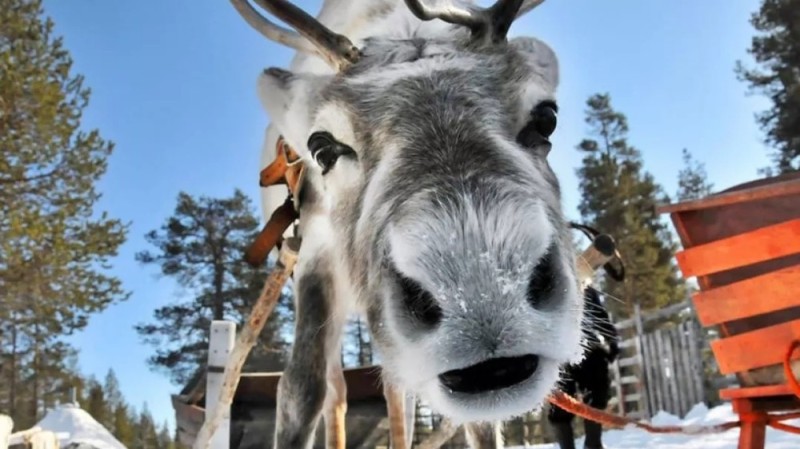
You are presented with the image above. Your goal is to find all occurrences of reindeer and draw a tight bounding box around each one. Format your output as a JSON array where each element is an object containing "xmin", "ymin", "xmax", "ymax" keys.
[{"xmin": 230, "ymin": 1, "xmax": 586, "ymax": 447}]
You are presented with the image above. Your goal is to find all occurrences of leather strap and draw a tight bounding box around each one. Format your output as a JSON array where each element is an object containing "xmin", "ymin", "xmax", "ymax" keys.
[{"xmin": 245, "ymin": 136, "xmax": 306, "ymax": 267}]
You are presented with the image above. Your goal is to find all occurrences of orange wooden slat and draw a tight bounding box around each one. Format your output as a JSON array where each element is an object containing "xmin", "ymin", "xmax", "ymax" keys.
[
  {"xmin": 711, "ymin": 320, "xmax": 800, "ymax": 374},
  {"xmin": 656, "ymin": 177, "xmax": 800, "ymax": 215},
  {"xmin": 719, "ymin": 384, "xmax": 793, "ymax": 400},
  {"xmin": 692, "ymin": 265, "xmax": 800, "ymax": 326},
  {"xmin": 675, "ymin": 218, "xmax": 800, "ymax": 278}
]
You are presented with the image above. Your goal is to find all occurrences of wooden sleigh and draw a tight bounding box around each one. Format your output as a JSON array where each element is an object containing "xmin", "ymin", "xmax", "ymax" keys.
[{"xmin": 657, "ymin": 171, "xmax": 800, "ymax": 449}]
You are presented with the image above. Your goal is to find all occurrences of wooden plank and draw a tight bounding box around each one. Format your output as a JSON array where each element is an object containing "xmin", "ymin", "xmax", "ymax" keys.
[
  {"xmin": 686, "ymin": 320, "xmax": 706, "ymax": 406},
  {"xmin": 618, "ymin": 357, "xmax": 639, "ymax": 368},
  {"xmin": 671, "ymin": 323, "xmax": 690, "ymax": 416},
  {"xmin": 653, "ymin": 331, "xmax": 666, "ymax": 414},
  {"xmin": 643, "ymin": 333, "xmax": 658, "ymax": 417},
  {"xmin": 675, "ymin": 218, "xmax": 800, "ymax": 278},
  {"xmin": 206, "ymin": 321, "xmax": 236, "ymax": 449},
  {"xmin": 711, "ymin": 320, "xmax": 800, "ymax": 374},
  {"xmin": 612, "ymin": 358, "xmax": 624, "ymax": 415},
  {"xmin": 648, "ymin": 332, "xmax": 663, "ymax": 414},
  {"xmin": 624, "ymin": 394, "xmax": 642, "ymax": 403},
  {"xmin": 656, "ymin": 177, "xmax": 800, "ymax": 215},
  {"xmin": 692, "ymin": 265, "xmax": 800, "ymax": 326},
  {"xmin": 680, "ymin": 322, "xmax": 696, "ymax": 414},
  {"xmin": 615, "ymin": 317, "xmax": 636, "ymax": 331},
  {"xmin": 654, "ymin": 329, "xmax": 670, "ymax": 413},
  {"xmin": 619, "ymin": 339, "xmax": 637, "ymax": 349},
  {"xmin": 668, "ymin": 327, "xmax": 687, "ymax": 416},
  {"xmin": 661, "ymin": 329, "xmax": 680, "ymax": 414},
  {"xmin": 686, "ymin": 320, "xmax": 705, "ymax": 407},
  {"xmin": 619, "ymin": 375, "xmax": 639, "ymax": 385},
  {"xmin": 719, "ymin": 384, "xmax": 793, "ymax": 400},
  {"xmin": 641, "ymin": 300, "xmax": 692, "ymax": 324},
  {"xmin": 632, "ymin": 305, "xmax": 648, "ymax": 416},
  {"xmin": 679, "ymin": 322, "xmax": 697, "ymax": 414},
  {"xmin": 172, "ymin": 395, "xmax": 206, "ymax": 425}
]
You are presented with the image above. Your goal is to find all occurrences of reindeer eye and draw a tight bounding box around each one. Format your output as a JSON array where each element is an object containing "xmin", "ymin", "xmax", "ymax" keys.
[
  {"xmin": 531, "ymin": 102, "xmax": 557, "ymax": 138},
  {"xmin": 307, "ymin": 131, "xmax": 356, "ymax": 175},
  {"xmin": 516, "ymin": 101, "xmax": 558, "ymax": 152}
]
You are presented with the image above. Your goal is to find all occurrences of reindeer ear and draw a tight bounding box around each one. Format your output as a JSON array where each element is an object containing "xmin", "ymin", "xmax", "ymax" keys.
[
  {"xmin": 257, "ymin": 68, "xmax": 330, "ymax": 154},
  {"xmin": 508, "ymin": 37, "xmax": 559, "ymax": 91}
]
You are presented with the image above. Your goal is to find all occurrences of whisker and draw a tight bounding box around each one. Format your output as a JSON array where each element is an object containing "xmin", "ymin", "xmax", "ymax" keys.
[{"xmin": 589, "ymin": 287, "xmax": 626, "ymax": 305}]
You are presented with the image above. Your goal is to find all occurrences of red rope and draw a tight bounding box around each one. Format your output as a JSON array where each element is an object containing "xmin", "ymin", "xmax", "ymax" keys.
[
  {"xmin": 545, "ymin": 339, "xmax": 800, "ymax": 437},
  {"xmin": 546, "ymin": 390, "xmax": 741, "ymax": 435},
  {"xmin": 783, "ymin": 340, "xmax": 800, "ymax": 399}
]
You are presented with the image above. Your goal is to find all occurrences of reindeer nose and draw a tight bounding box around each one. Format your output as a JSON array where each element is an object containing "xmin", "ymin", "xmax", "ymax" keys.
[{"xmin": 438, "ymin": 354, "xmax": 539, "ymax": 394}]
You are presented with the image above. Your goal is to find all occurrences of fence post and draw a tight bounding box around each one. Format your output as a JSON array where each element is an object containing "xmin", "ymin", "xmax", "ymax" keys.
[
  {"xmin": 632, "ymin": 303, "xmax": 651, "ymax": 417},
  {"xmin": 29, "ymin": 431, "xmax": 59, "ymax": 449},
  {"xmin": 206, "ymin": 321, "xmax": 236, "ymax": 449},
  {"xmin": 1, "ymin": 415, "xmax": 12, "ymax": 449},
  {"xmin": 404, "ymin": 393, "xmax": 416, "ymax": 447}
]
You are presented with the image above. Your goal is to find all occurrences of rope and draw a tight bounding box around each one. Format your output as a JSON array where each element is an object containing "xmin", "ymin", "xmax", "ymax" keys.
[
  {"xmin": 545, "ymin": 390, "xmax": 741, "ymax": 435},
  {"xmin": 784, "ymin": 340, "xmax": 800, "ymax": 399},
  {"xmin": 545, "ymin": 339, "xmax": 800, "ymax": 437}
]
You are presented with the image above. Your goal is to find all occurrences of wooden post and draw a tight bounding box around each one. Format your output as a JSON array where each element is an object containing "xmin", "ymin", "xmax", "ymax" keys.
[
  {"xmin": 207, "ymin": 321, "xmax": 236, "ymax": 449},
  {"xmin": 415, "ymin": 419, "xmax": 458, "ymax": 449},
  {"xmin": 404, "ymin": 393, "xmax": 415, "ymax": 448},
  {"xmin": 193, "ymin": 238, "xmax": 300, "ymax": 449},
  {"xmin": 28, "ymin": 431, "xmax": 59, "ymax": 449},
  {"xmin": 1, "ymin": 415, "xmax": 12, "ymax": 449},
  {"xmin": 632, "ymin": 303, "xmax": 650, "ymax": 417}
]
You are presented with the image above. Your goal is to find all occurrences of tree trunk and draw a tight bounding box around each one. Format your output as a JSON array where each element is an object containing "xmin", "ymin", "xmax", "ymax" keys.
[
  {"xmin": 9, "ymin": 314, "xmax": 17, "ymax": 418},
  {"xmin": 212, "ymin": 252, "xmax": 225, "ymax": 321}
]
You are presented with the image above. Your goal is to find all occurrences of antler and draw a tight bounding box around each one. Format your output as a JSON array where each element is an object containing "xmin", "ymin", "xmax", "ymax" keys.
[
  {"xmin": 403, "ymin": 0, "xmax": 545, "ymax": 43},
  {"xmin": 230, "ymin": 0, "xmax": 360, "ymax": 71}
]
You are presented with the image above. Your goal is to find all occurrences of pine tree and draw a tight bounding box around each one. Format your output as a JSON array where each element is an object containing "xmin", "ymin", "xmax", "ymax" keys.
[
  {"xmin": 157, "ymin": 421, "xmax": 175, "ymax": 449},
  {"xmin": 134, "ymin": 190, "xmax": 292, "ymax": 384},
  {"xmin": 102, "ymin": 369, "xmax": 123, "ymax": 429},
  {"xmin": 0, "ymin": 0, "xmax": 128, "ymax": 422},
  {"xmin": 676, "ymin": 148, "xmax": 714, "ymax": 201},
  {"xmin": 735, "ymin": 0, "xmax": 800, "ymax": 174},
  {"xmin": 85, "ymin": 377, "xmax": 108, "ymax": 426},
  {"xmin": 113, "ymin": 402, "xmax": 136, "ymax": 449},
  {"xmin": 132, "ymin": 404, "xmax": 159, "ymax": 449},
  {"xmin": 342, "ymin": 317, "xmax": 373, "ymax": 367},
  {"xmin": 575, "ymin": 93, "xmax": 686, "ymax": 317}
]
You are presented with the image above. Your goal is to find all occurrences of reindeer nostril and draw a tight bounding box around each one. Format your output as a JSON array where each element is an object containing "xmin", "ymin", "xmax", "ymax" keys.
[
  {"xmin": 527, "ymin": 248, "xmax": 556, "ymax": 307},
  {"xmin": 439, "ymin": 354, "xmax": 539, "ymax": 394},
  {"xmin": 396, "ymin": 272, "xmax": 443, "ymax": 327}
]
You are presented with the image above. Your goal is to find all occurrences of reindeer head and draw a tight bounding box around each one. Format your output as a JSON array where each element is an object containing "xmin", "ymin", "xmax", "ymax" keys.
[{"xmin": 234, "ymin": 0, "xmax": 584, "ymax": 424}]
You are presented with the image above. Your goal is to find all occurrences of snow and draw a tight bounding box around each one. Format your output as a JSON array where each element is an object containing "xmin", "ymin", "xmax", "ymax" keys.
[
  {"xmin": 21, "ymin": 404, "xmax": 127, "ymax": 449},
  {"xmin": 507, "ymin": 402, "xmax": 800, "ymax": 449}
]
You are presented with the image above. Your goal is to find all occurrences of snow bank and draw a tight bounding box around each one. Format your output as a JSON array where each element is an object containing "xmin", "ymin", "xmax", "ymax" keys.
[
  {"xmin": 33, "ymin": 404, "xmax": 127, "ymax": 449},
  {"xmin": 508, "ymin": 402, "xmax": 800, "ymax": 449}
]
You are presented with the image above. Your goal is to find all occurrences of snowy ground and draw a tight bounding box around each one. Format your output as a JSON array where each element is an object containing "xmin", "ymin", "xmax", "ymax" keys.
[{"xmin": 509, "ymin": 403, "xmax": 799, "ymax": 449}]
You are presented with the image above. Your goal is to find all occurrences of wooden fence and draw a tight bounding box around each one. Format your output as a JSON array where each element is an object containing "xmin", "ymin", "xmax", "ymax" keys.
[{"xmin": 607, "ymin": 300, "xmax": 737, "ymax": 419}]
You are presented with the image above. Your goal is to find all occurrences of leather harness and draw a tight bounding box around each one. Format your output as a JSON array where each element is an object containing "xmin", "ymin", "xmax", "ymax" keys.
[{"xmin": 244, "ymin": 136, "xmax": 306, "ymax": 267}]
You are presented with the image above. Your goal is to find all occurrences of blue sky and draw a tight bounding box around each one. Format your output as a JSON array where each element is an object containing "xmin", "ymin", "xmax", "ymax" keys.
[{"xmin": 42, "ymin": 0, "xmax": 769, "ymax": 430}]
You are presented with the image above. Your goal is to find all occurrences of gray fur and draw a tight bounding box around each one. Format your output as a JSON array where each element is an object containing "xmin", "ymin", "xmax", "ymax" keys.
[{"xmin": 246, "ymin": 1, "xmax": 584, "ymax": 447}]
